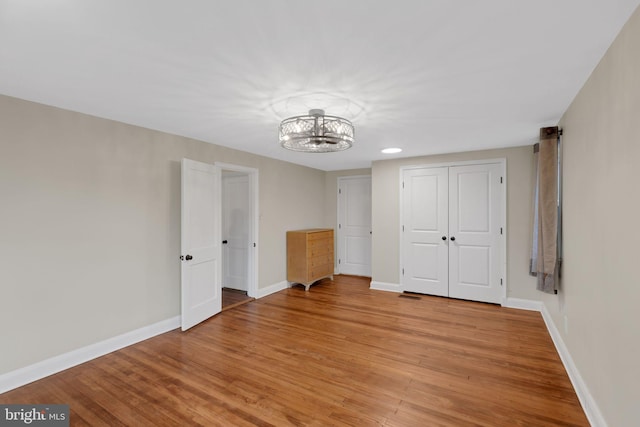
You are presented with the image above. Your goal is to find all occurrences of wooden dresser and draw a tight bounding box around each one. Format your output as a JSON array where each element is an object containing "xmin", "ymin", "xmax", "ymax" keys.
[{"xmin": 286, "ymin": 229, "xmax": 334, "ymax": 291}]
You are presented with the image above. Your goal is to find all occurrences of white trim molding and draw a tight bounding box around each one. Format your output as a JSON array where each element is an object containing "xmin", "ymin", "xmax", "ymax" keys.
[
  {"xmin": 540, "ymin": 304, "xmax": 607, "ymax": 427},
  {"xmin": 255, "ymin": 280, "xmax": 289, "ymax": 299},
  {"xmin": 503, "ymin": 297, "xmax": 543, "ymax": 311},
  {"xmin": 0, "ymin": 316, "xmax": 180, "ymax": 394},
  {"xmin": 370, "ymin": 281, "xmax": 402, "ymax": 293}
]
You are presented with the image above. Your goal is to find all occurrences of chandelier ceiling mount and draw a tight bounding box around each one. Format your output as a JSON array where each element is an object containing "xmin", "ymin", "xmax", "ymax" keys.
[{"xmin": 279, "ymin": 109, "xmax": 354, "ymax": 153}]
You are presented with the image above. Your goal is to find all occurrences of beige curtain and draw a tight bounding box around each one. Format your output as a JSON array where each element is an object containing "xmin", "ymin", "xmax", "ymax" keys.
[{"xmin": 530, "ymin": 126, "xmax": 560, "ymax": 293}]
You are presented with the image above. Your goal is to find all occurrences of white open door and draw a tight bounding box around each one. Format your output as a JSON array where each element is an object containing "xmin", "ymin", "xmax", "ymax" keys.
[{"xmin": 181, "ymin": 158, "xmax": 222, "ymax": 331}]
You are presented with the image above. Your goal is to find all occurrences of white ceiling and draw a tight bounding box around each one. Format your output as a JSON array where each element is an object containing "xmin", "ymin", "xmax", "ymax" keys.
[{"xmin": 1, "ymin": 1, "xmax": 638, "ymax": 171}]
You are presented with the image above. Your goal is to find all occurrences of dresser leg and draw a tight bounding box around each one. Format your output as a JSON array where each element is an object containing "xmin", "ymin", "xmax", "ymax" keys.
[{"xmin": 304, "ymin": 284, "xmax": 311, "ymax": 291}]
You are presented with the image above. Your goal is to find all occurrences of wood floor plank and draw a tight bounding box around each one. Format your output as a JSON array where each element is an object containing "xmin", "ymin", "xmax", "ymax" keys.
[{"xmin": 0, "ymin": 275, "xmax": 588, "ymax": 426}]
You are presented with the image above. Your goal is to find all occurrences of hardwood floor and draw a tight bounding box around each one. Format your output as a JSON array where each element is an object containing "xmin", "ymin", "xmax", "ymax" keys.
[
  {"xmin": 0, "ymin": 275, "xmax": 588, "ymax": 426},
  {"xmin": 222, "ymin": 288, "xmax": 253, "ymax": 311}
]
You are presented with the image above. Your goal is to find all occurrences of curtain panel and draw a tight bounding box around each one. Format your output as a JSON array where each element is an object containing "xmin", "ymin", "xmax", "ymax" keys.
[{"xmin": 530, "ymin": 126, "xmax": 560, "ymax": 293}]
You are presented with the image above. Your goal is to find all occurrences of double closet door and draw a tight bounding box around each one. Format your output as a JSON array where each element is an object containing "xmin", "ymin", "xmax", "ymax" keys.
[{"xmin": 402, "ymin": 162, "xmax": 504, "ymax": 304}]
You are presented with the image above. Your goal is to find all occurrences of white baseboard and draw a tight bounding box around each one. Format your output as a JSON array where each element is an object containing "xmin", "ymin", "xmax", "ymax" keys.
[
  {"xmin": 0, "ymin": 316, "xmax": 180, "ymax": 395},
  {"xmin": 503, "ymin": 297, "xmax": 543, "ymax": 311},
  {"xmin": 369, "ymin": 281, "xmax": 402, "ymax": 293},
  {"xmin": 255, "ymin": 280, "xmax": 289, "ymax": 298},
  {"xmin": 540, "ymin": 305, "xmax": 606, "ymax": 427}
]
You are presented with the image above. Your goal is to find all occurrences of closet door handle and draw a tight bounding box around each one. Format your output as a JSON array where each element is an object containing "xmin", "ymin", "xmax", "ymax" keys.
[
  {"xmin": 442, "ymin": 236, "xmax": 447, "ymax": 241},
  {"xmin": 450, "ymin": 236, "xmax": 456, "ymax": 241},
  {"xmin": 185, "ymin": 254, "xmax": 193, "ymax": 260}
]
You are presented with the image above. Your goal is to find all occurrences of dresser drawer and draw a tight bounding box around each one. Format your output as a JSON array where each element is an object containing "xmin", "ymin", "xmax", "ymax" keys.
[
  {"xmin": 310, "ymin": 264, "xmax": 333, "ymax": 279},
  {"xmin": 309, "ymin": 239, "xmax": 332, "ymax": 256},
  {"xmin": 307, "ymin": 230, "xmax": 331, "ymax": 241},
  {"xmin": 308, "ymin": 254, "xmax": 333, "ymax": 268}
]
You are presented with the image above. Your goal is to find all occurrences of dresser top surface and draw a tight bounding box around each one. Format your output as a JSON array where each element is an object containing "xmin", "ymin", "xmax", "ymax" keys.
[{"xmin": 287, "ymin": 228, "xmax": 333, "ymax": 234}]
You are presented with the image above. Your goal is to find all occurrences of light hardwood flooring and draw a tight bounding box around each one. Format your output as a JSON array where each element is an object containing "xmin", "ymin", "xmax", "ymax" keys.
[
  {"xmin": 0, "ymin": 275, "xmax": 588, "ymax": 426},
  {"xmin": 222, "ymin": 288, "xmax": 253, "ymax": 311}
]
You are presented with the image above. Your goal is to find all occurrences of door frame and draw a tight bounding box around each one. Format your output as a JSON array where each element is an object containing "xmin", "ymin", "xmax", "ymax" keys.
[
  {"xmin": 215, "ymin": 162, "xmax": 259, "ymax": 299},
  {"xmin": 399, "ymin": 158, "xmax": 507, "ymax": 304},
  {"xmin": 336, "ymin": 175, "xmax": 372, "ymax": 276}
]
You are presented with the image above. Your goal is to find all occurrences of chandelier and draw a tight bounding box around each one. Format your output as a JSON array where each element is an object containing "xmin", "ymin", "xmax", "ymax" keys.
[{"xmin": 279, "ymin": 109, "xmax": 354, "ymax": 152}]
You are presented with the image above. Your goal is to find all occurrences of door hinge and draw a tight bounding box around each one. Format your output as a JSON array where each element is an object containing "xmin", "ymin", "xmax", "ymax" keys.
[
  {"xmin": 339, "ymin": 188, "xmax": 342, "ymax": 194},
  {"xmin": 500, "ymin": 227, "xmax": 503, "ymax": 235},
  {"xmin": 339, "ymin": 259, "xmax": 341, "ymax": 264},
  {"xmin": 402, "ymin": 268, "xmax": 405, "ymax": 276},
  {"xmin": 402, "ymin": 225, "xmax": 405, "ymax": 232},
  {"xmin": 339, "ymin": 224, "xmax": 341, "ymax": 229},
  {"xmin": 402, "ymin": 181, "xmax": 405, "ymax": 189},
  {"xmin": 500, "ymin": 278, "xmax": 503, "ymax": 286},
  {"xmin": 253, "ymin": 242, "xmax": 256, "ymax": 247},
  {"xmin": 500, "ymin": 176, "xmax": 503, "ymax": 183}
]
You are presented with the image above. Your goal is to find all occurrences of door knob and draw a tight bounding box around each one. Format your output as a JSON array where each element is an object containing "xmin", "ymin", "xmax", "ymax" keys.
[
  {"xmin": 450, "ymin": 236, "xmax": 456, "ymax": 241},
  {"xmin": 185, "ymin": 254, "xmax": 193, "ymax": 260},
  {"xmin": 222, "ymin": 240, "xmax": 228, "ymax": 244},
  {"xmin": 442, "ymin": 236, "xmax": 447, "ymax": 240}
]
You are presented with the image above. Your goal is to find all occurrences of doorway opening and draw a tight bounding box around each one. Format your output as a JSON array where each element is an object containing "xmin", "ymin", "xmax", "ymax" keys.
[{"xmin": 217, "ymin": 163, "xmax": 259, "ymax": 308}]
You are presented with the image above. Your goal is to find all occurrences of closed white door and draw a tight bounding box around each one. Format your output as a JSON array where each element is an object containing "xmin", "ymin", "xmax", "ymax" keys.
[
  {"xmin": 401, "ymin": 162, "xmax": 504, "ymax": 304},
  {"xmin": 448, "ymin": 164, "xmax": 503, "ymax": 303},
  {"xmin": 222, "ymin": 173, "xmax": 249, "ymax": 291},
  {"xmin": 181, "ymin": 158, "xmax": 222, "ymax": 331},
  {"xmin": 402, "ymin": 167, "xmax": 449, "ymax": 296},
  {"xmin": 337, "ymin": 176, "xmax": 372, "ymax": 276}
]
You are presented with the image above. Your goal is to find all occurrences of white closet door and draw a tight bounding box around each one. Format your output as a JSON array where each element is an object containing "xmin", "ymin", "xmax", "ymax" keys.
[
  {"xmin": 448, "ymin": 164, "xmax": 502, "ymax": 304},
  {"xmin": 337, "ymin": 176, "xmax": 372, "ymax": 276},
  {"xmin": 402, "ymin": 167, "xmax": 449, "ymax": 296},
  {"xmin": 222, "ymin": 173, "xmax": 249, "ymax": 291}
]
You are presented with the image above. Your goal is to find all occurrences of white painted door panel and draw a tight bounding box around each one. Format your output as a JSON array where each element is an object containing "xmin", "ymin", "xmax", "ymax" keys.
[
  {"xmin": 448, "ymin": 164, "xmax": 502, "ymax": 304},
  {"xmin": 181, "ymin": 159, "xmax": 222, "ymax": 331},
  {"xmin": 222, "ymin": 174, "xmax": 249, "ymax": 291},
  {"xmin": 402, "ymin": 168, "xmax": 449, "ymax": 296},
  {"xmin": 338, "ymin": 176, "xmax": 372, "ymax": 276}
]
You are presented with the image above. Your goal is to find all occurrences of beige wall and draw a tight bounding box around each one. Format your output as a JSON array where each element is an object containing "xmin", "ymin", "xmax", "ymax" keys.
[
  {"xmin": 0, "ymin": 95, "xmax": 326, "ymax": 374},
  {"xmin": 541, "ymin": 7, "xmax": 640, "ymax": 426},
  {"xmin": 371, "ymin": 146, "xmax": 538, "ymax": 300}
]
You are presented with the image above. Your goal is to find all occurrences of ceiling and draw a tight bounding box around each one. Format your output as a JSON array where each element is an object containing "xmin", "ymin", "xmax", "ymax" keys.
[{"xmin": 1, "ymin": 1, "xmax": 639, "ymax": 171}]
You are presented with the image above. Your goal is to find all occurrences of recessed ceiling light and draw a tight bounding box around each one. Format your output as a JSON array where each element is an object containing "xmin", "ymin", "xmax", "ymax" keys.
[{"xmin": 381, "ymin": 148, "xmax": 402, "ymax": 154}]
